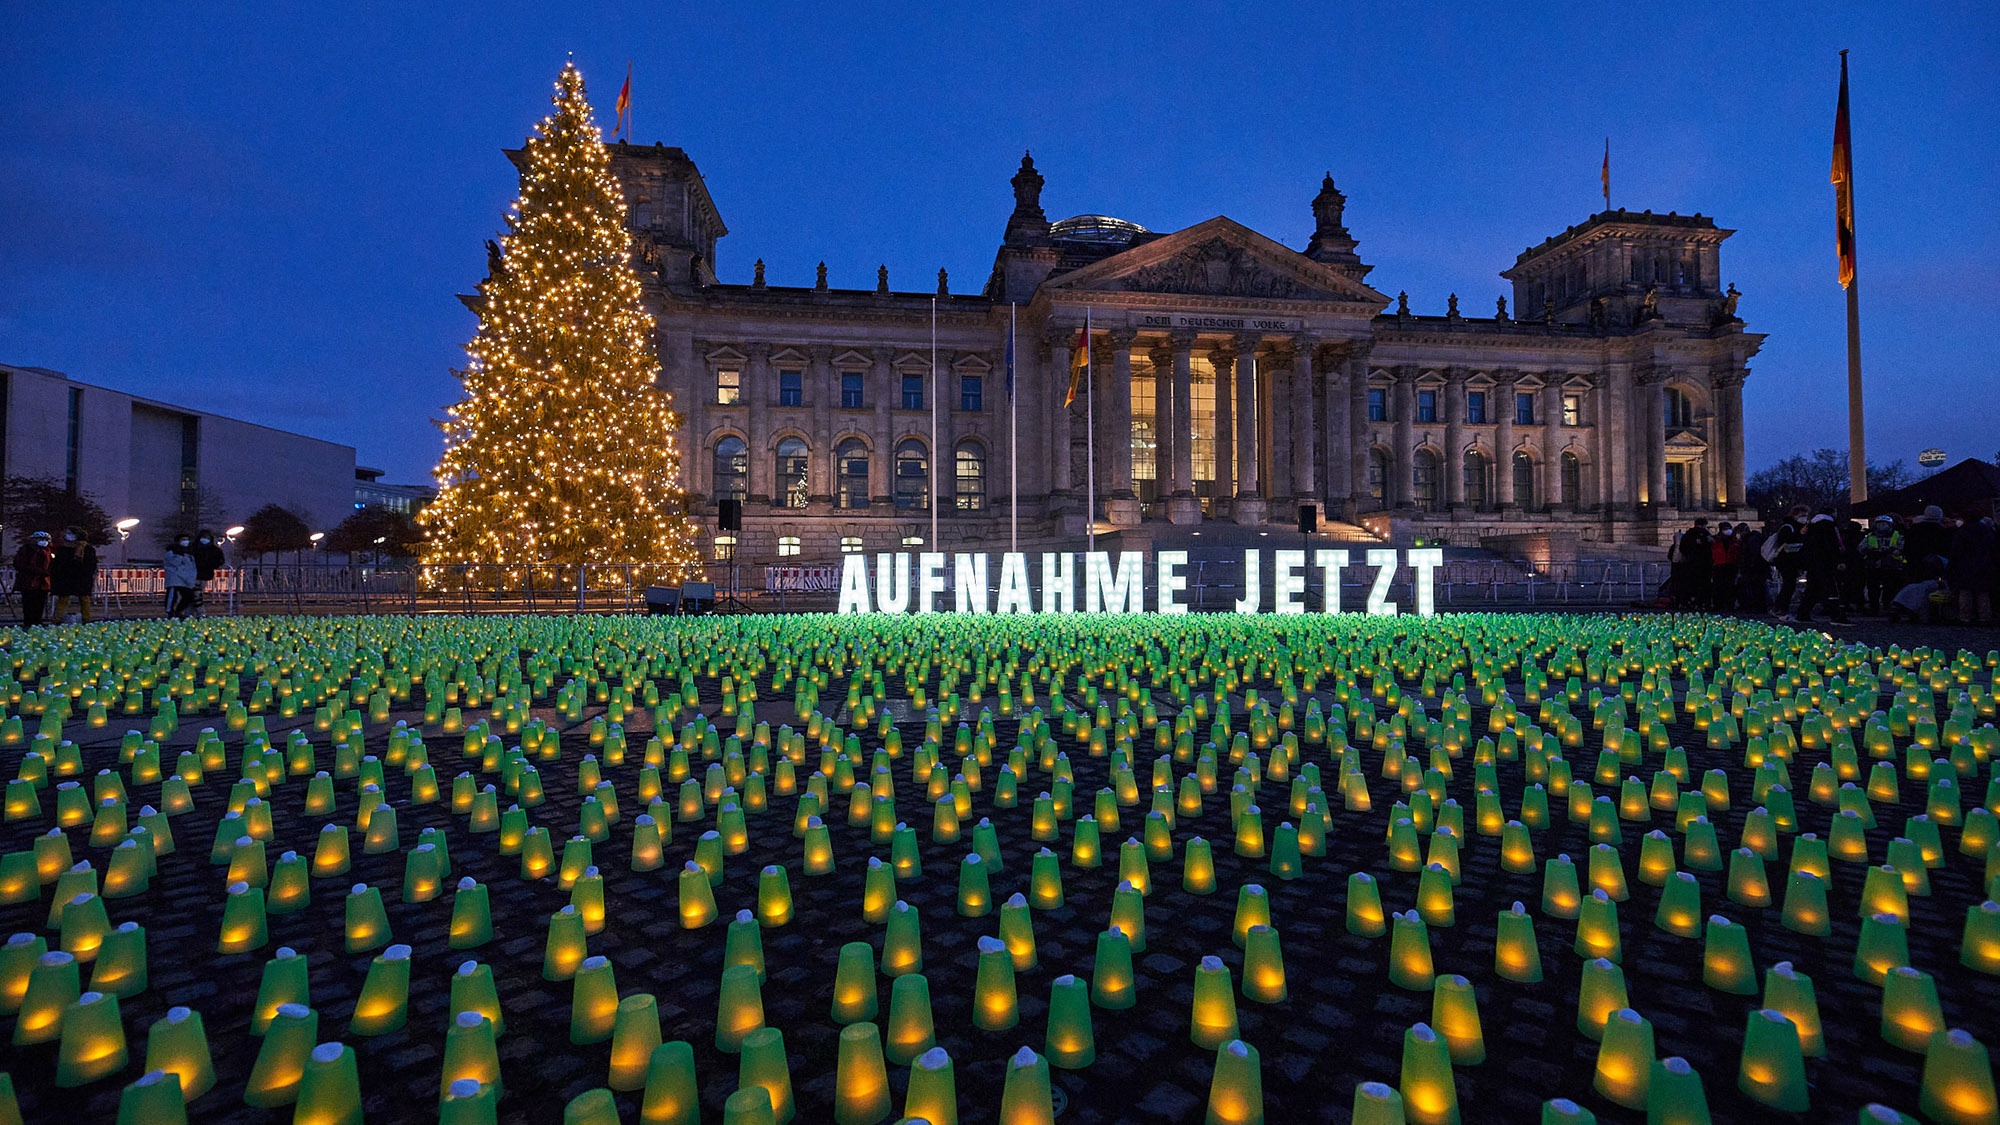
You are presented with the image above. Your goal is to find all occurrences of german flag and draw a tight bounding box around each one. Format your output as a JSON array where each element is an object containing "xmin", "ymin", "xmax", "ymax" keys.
[
  {"xmin": 614, "ymin": 62, "xmax": 632, "ymax": 142},
  {"xmin": 1065, "ymin": 311, "xmax": 1090, "ymax": 408},
  {"xmin": 1832, "ymin": 52, "xmax": 1856, "ymax": 289}
]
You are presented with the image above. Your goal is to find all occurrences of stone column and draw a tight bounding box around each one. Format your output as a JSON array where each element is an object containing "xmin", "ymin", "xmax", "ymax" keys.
[
  {"xmin": 1443, "ymin": 367, "xmax": 1467, "ymax": 509},
  {"xmin": 1210, "ymin": 338, "xmax": 1234, "ymax": 504},
  {"xmin": 1322, "ymin": 344, "xmax": 1351, "ymax": 509},
  {"xmin": 1541, "ymin": 379, "xmax": 1563, "ymax": 512},
  {"xmin": 1234, "ymin": 333, "xmax": 1264, "ymax": 523},
  {"xmin": 1045, "ymin": 330, "xmax": 1073, "ymax": 505},
  {"xmin": 809, "ymin": 345, "xmax": 835, "ymax": 503},
  {"xmin": 870, "ymin": 348, "xmax": 895, "ymax": 506},
  {"xmin": 1640, "ymin": 370, "xmax": 1667, "ymax": 507},
  {"xmin": 1289, "ymin": 337, "xmax": 1317, "ymax": 506},
  {"xmin": 1600, "ymin": 362, "xmax": 1629, "ymax": 509},
  {"xmin": 1392, "ymin": 365, "xmax": 1417, "ymax": 508},
  {"xmin": 1494, "ymin": 370, "xmax": 1517, "ymax": 507},
  {"xmin": 1720, "ymin": 369, "xmax": 1747, "ymax": 510},
  {"xmin": 745, "ymin": 342, "xmax": 775, "ymax": 504},
  {"xmin": 1148, "ymin": 342, "xmax": 1174, "ymax": 502},
  {"xmin": 1168, "ymin": 330, "xmax": 1200, "ymax": 524},
  {"xmin": 1104, "ymin": 329, "xmax": 1138, "ymax": 525},
  {"xmin": 1347, "ymin": 349, "xmax": 1371, "ymax": 516}
]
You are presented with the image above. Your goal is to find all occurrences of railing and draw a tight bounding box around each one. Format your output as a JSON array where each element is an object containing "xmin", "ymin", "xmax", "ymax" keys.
[{"xmin": 0, "ymin": 557, "xmax": 1680, "ymax": 619}]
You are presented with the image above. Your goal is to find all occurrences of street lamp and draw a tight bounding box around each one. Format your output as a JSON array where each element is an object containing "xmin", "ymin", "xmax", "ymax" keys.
[{"xmin": 115, "ymin": 518, "xmax": 140, "ymax": 566}]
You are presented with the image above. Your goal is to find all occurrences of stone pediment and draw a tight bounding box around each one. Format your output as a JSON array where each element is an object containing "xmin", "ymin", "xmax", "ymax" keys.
[
  {"xmin": 1044, "ymin": 217, "xmax": 1387, "ymax": 307},
  {"xmin": 1666, "ymin": 429, "xmax": 1709, "ymax": 450}
]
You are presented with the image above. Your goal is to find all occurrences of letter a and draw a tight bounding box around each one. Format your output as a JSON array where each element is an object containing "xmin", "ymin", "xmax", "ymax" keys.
[{"xmin": 837, "ymin": 553, "xmax": 872, "ymax": 614}]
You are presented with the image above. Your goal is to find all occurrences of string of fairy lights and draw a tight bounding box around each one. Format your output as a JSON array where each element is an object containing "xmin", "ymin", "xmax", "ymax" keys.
[{"xmin": 419, "ymin": 63, "xmax": 701, "ymax": 587}]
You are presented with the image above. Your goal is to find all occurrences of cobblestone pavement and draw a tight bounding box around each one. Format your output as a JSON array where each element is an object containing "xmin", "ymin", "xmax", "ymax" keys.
[{"xmin": 0, "ymin": 613, "xmax": 1996, "ymax": 1123}]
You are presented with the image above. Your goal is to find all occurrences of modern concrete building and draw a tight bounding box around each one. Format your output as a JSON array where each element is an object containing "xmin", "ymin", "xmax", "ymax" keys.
[
  {"xmin": 0, "ymin": 363, "xmax": 357, "ymax": 559},
  {"xmin": 587, "ymin": 144, "xmax": 1762, "ymax": 564}
]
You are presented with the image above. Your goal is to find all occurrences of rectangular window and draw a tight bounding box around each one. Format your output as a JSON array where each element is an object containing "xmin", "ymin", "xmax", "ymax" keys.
[
  {"xmin": 65, "ymin": 387, "xmax": 82, "ymax": 492},
  {"xmin": 778, "ymin": 370, "xmax": 802, "ymax": 407},
  {"xmin": 715, "ymin": 368, "xmax": 742, "ymax": 405},
  {"xmin": 1563, "ymin": 393, "xmax": 1582, "ymax": 427},
  {"xmin": 777, "ymin": 536, "xmax": 801, "ymax": 557},
  {"xmin": 1190, "ymin": 360, "xmax": 1217, "ymax": 483},
  {"xmin": 1466, "ymin": 391, "xmax": 1486, "ymax": 425},
  {"xmin": 901, "ymin": 374, "xmax": 923, "ymax": 411},
  {"xmin": 959, "ymin": 375, "xmax": 982, "ymax": 412},
  {"xmin": 1367, "ymin": 388, "xmax": 1386, "ymax": 422},
  {"xmin": 1417, "ymin": 390, "xmax": 1437, "ymax": 423},
  {"xmin": 1515, "ymin": 393, "xmax": 1535, "ymax": 425},
  {"xmin": 841, "ymin": 372, "xmax": 865, "ymax": 409}
]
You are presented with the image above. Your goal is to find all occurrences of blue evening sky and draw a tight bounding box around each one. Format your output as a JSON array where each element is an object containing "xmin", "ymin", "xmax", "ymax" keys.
[{"xmin": 4, "ymin": 3, "xmax": 1994, "ymax": 484}]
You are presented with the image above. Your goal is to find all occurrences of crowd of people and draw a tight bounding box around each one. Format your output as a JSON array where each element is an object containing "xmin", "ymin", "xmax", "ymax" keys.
[
  {"xmin": 8, "ymin": 528, "xmax": 228, "ymax": 625},
  {"xmin": 1666, "ymin": 504, "xmax": 1997, "ymax": 627}
]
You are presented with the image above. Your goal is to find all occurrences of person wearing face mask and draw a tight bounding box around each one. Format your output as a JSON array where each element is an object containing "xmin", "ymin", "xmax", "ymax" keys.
[
  {"xmin": 48, "ymin": 527, "xmax": 99, "ymax": 624},
  {"xmin": 11, "ymin": 530, "xmax": 54, "ymax": 626},
  {"xmin": 163, "ymin": 535, "xmax": 199, "ymax": 619},
  {"xmin": 191, "ymin": 530, "xmax": 226, "ymax": 617}
]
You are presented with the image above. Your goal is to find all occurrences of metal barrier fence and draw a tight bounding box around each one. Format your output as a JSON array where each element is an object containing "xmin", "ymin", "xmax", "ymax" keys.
[{"xmin": 0, "ymin": 556, "xmax": 1677, "ymax": 619}]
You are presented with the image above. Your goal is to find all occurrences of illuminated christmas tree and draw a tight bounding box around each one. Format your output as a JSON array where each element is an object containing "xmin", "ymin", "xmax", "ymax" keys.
[{"xmin": 420, "ymin": 61, "xmax": 700, "ymax": 586}]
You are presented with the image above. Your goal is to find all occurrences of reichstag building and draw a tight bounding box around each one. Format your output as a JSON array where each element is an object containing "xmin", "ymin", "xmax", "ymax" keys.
[{"xmin": 600, "ymin": 144, "xmax": 1761, "ymax": 563}]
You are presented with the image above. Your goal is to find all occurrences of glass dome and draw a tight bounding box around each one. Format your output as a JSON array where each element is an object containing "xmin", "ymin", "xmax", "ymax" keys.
[{"xmin": 1049, "ymin": 214, "xmax": 1152, "ymax": 244}]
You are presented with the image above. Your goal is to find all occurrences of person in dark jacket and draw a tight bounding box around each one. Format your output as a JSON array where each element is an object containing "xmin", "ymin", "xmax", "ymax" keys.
[
  {"xmin": 1790, "ymin": 511, "xmax": 1851, "ymax": 624},
  {"xmin": 49, "ymin": 527, "xmax": 99, "ymax": 623},
  {"xmin": 192, "ymin": 531, "xmax": 226, "ymax": 617},
  {"xmin": 1906, "ymin": 506, "xmax": 1951, "ymax": 578},
  {"xmin": 1770, "ymin": 507, "xmax": 1809, "ymax": 616},
  {"xmin": 1669, "ymin": 519, "xmax": 1712, "ymax": 609},
  {"xmin": 1946, "ymin": 513, "xmax": 1995, "ymax": 625},
  {"xmin": 1736, "ymin": 523, "xmax": 1770, "ymax": 613},
  {"xmin": 12, "ymin": 531, "xmax": 53, "ymax": 626}
]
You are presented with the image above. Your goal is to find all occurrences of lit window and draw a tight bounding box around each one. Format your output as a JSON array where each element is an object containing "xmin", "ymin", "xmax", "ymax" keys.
[
  {"xmin": 779, "ymin": 371, "xmax": 802, "ymax": 406},
  {"xmin": 1563, "ymin": 393, "xmax": 1583, "ymax": 427},
  {"xmin": 1466, "ymin": 391, "xmax": 1487, "ymax": 425},
  {"xmin": 712, "ymin": 436, "xmax": 747, "ymax": 502},
  {"xmin": 1515, "ymin": 393, "xmax": 1535, "ymax": 425},
  {"xmin": 902, "ymin": 535, "xmax": 925, "ymax": 546},
  {"xmin": 835, "ymin": 439, "xmax": 869, "ymax": 509},
  {"xmin": 901, "ymin": 374, "xmax": 925, "ymax": 411},
  {"xmin": 895, "ymin": 440, "xmax": 929, "ymax": 511},
  {"xmin": 716, "ymin": 369, "xmax": 742, "ymax": 405},
  {"xmin": 960, "ymin": 375, "xmax": 983, "ymax": 412},
  {"xmin": 775, "ymin": 437, "xmax": 809, "ymax": 509},
  {"xmin": 713, "ymin": 535, "xmax": 736, "ymax": 561},
  {"xmin": 839, "ymin": 536, "xmax": 864, "ymax": 553},
  {"xmin": 954, "ymin": 442, "xmax": 985, "ymax": 510},
  {"xmin": 1367, "ymin": 388, "xmax": 1387, "ymax": 422},
  {"xmin": 840, "ymin": 372, "xmax": 865, "ymax": 409},
  {"xmin": 777, "ymin": 536, "xmax": 801, "ymax": 557},
  {"xmin": 1417, "ymin": 390, "xmax": 1437, "ymax": 423}
]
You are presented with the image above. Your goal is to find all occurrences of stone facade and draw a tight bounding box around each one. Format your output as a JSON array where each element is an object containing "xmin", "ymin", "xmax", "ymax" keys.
[{"xmin": 595, "ymin": 143, "xmax": 1763, "ymax": 564}]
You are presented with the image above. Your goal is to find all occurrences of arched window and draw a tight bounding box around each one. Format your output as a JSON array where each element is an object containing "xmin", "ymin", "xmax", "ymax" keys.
[
  {"xmin": 1368, "ymin": 449, "xmax": 1390, "ymax": 508},
  {"xmin": 954, "ymin": 442, "xmax": 985, "ymax": 511},
  {"xmin": 895, "ymin": 439, "xmax": 929, "ymax": 511},
  {"xmin": 1463, "ymin": 451, "xmax": 1487, "ymax": 509},
  {"xmin": 1413, "ymin": 450, "xmax": 1440, "ymax": 512},
  {"xmin": 775, "ymin": 437, "xmax": 809, "ymax": 509},
  {"xmin": 835, "ymin": 439, "xmax": 869, "ymax": 509},
  {"xmin": 1562, "ymin": 451, "xmax": 1582, "ymax": 508},
  {"xmin": 1513, "ymin": 451, "xmax": 1536, "ymax": 510},
  {"xmin": 712, "ymin": 435, "xmax": 747, "ymax": 503},
  {"xmin": 1664, "ymin": 387, "xmax": 1695, "ymax": 430}
]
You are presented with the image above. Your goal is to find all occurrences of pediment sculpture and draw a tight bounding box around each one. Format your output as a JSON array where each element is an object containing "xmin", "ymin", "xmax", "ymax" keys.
[{"xmin": 1119, "ymin": 238, "xmax": 1316, "ymax": 299}]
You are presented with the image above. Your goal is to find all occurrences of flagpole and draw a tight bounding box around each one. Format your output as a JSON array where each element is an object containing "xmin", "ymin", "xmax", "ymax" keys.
[
  {"xmin": 1086, "ymin": 308, "xmax": 1095, "ymax": 553},
  {"xmin": 1602, "ymin": 137, "xmax": 1610, "ymax": 210},
  {"xmin": 1837, "ymin": 50, "xmax": 1866, "ymax": 504},
  {"xmin": 1009, "ymin": 302, "xmax": 1018, "ymax": 554},
  {"xmin": 931, "ymin": 297, "xmax": 940, "ymax": 549}
]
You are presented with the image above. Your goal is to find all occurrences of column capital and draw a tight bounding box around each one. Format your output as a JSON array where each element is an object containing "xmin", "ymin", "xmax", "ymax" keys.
[
  {"xmin": 1443, "ymin": 364, "xmax": 1470, "ymax": 386},
  {"xmin": 745, "ymin": 341, "xmax": 772, "ymax": 360},
  {"xmin": 1234, "ymin": 331, "xmax": 1262, "ymax": 356},
  {"xmin": 1042, "ymin": 325, "xmax": 1073, "ymax": 349},
  {"xmin": 1634, "ymin": 366, "xmax": 1669, "ymax": 387},
  {"xmin": 1268, "ymin": 339, "xmax": 1299, "ymax": 365},
  {"xmin": 1711, "ymin": 367, "xmax": 1746, "ymax": 389},
  {"xmin": 1147, "ymin": 340, "xmax": 1174, "ymax": 366},
  {"xmin": 1168, "ymin": 327, "xmax": 1200, "ymax": 348},
  {"xmin": 1106, "ymin": 326, "xmax": 1139, "ymax": 347},
  {"xmin": 808, "ymin": 344, "xmax": 835, "ymax": 364},
  {"xmin": 870, "ymin": 345, "xmax": 896, "ymax": 365},
  {"xmin": 1394, "ymin": 364, "xmax": 1422, "ymax": 384}
]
